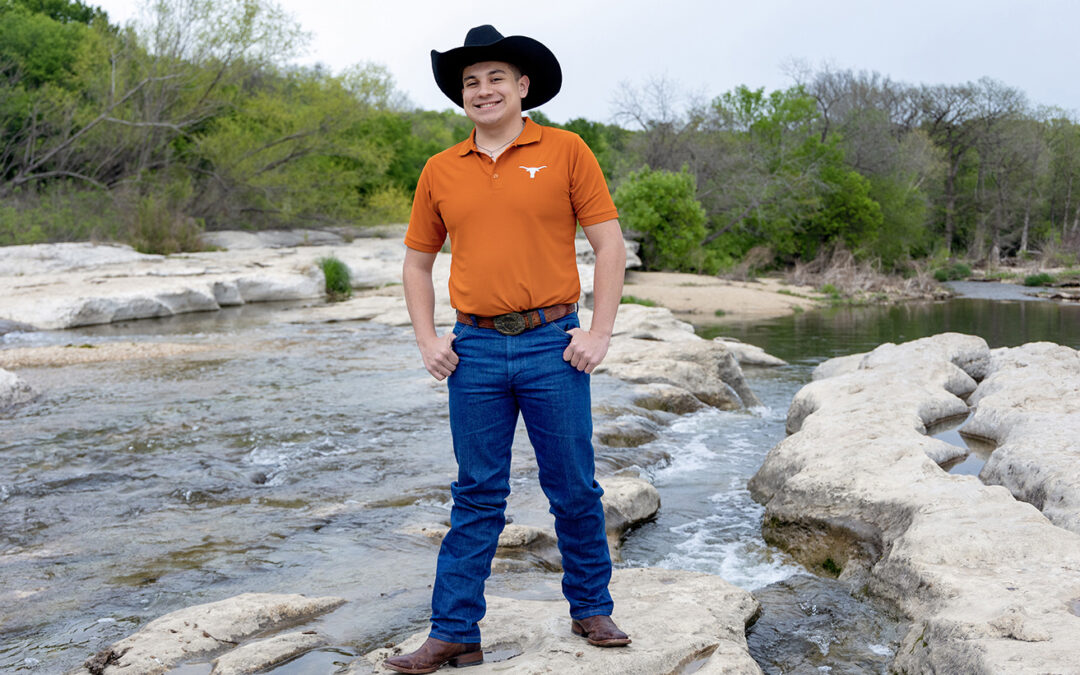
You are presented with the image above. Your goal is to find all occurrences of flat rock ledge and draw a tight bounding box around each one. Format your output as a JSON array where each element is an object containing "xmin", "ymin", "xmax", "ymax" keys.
[
  {"xmin": 964, "ymin": 342, "xmax": 1080, "ymax": 534},
  {"xmin": 70, "ymin": 593, "xmax": 344, "ymax": 675},
  {"xmin": 748, "ymin": 333, "xmax": 1080, "ymax": 673},
  {"xmin": 355, "ymin": 567, "xmax": 762, "ymax": 675}
]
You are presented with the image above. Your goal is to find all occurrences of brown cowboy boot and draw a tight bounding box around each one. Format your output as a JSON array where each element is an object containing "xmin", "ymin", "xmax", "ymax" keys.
[
  {"xmin": 571, "ymin": 615, "xmax": 632, "ymax": 647},
  {"xmin": 383, "ymin": 637, "xmax": 483, "ymax": 674}
]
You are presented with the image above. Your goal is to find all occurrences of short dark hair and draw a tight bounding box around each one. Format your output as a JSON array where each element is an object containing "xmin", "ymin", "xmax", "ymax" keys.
[{"xmin": 461, "ymin": 60, "xmax": 522, "ymax": 84}]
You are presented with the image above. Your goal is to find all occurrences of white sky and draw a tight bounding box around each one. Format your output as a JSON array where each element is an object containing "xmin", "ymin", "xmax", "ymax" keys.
[{"xmin": 92, "ymin": 0, "xmax": 1079, "ymax": 124}]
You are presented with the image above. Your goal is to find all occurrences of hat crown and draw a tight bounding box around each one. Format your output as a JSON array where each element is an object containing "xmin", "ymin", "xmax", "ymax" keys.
[{"xmin": 463, "ymin": 25, "xmax": 504, "ymax": 47}]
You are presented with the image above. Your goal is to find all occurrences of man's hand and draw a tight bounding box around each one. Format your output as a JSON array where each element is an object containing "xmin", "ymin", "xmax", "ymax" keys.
[
  {"xmin": 563, "ymin": 328, "xmax": 610, "ymax": 374},
  {"xmin": 418, "ymin": 332, "xmax": 458, "ymax": 380}
]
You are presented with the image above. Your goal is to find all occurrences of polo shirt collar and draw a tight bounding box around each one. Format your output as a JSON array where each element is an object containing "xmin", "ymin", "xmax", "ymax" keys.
[{"xmin": 457, "ymin": 116, "xmax": 543, "ymax": 157}]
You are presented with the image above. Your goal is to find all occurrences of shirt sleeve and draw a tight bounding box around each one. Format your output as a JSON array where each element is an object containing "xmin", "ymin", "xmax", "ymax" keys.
[
  {"xmin": 569, "ymin": 134, "xmax": 619, "ymax": 227},
  {"xmin": 404, "ymin": 160, "xmax": 447, "ymax": 253}
]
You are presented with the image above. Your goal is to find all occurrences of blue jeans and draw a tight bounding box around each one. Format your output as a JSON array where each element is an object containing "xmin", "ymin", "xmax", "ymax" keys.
[{"xmin": 428, "ymin": 311, "xmax": 613, "ymax": 644}]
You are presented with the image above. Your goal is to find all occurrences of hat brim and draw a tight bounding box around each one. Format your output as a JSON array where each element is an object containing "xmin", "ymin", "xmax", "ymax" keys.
[{"xmin": 431, "ymin": 35, "xmax": 561, "ymax": 111}]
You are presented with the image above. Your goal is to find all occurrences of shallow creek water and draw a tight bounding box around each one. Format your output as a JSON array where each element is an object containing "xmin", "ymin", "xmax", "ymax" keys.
[{"xmin": 2, "ymin": 293, "xmax": 1079, "ymax": 674}]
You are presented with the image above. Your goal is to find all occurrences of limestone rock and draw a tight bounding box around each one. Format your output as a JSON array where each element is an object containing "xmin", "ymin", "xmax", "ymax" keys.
[
  {"xmin": 358, "ymin": 567, "xmax": 762, "ymax": 675},
  {"xmin": 713, "ymin": 337, "xmax": 787, "ymax": 367},
  {"xmin": 594, "ymin": 414, "xmax": 662, "ymax": 448},
  {"xmin": 210, "ymin": 631, "xmax": 328, "ymax": 675},
  {"xmin": 0, "ymin": 242, "xmax": 160, "ymax": 276},
  {"xmin": 0, "ymin": 368, "xmax": 37, "ymax": 411},
  {"xmin": 200, "ymin": 229, "xmax": 344, "ymax": 250},
  {"xmin": 749, "ymin": 333, "xmax": 1080, "ymax": 674},
  {"xmin": 597, "ymin": 304, "xmax": 761, "ymax": 409},
  {"xmin": 70, "ymin": 593, "xmax": 344, "ymax": 675},
  {"xmin": 964, "ymin": 342, "xmax": 1080, "ymax": 533},
  {"xmin": 631, "ymin": 382, "xmax": 707, "ymax": 414},
  {"xmin": 601, "ymin": 476, "xmax": 661, "ymax": 546},
  {"xmin": 574, "ymin": 238, "xmax": 642, "ymax": 269}
]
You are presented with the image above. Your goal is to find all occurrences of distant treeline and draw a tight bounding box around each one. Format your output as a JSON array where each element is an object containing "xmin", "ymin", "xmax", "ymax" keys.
[{"xmin": 2, "ymin": 0, "xmax": 1079, "ymax": 272}]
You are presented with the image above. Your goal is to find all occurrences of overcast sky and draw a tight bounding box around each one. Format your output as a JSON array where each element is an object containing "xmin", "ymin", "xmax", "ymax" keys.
[{"xmin": 92, "ymin": 0, "xmax": 1079, "ymax": 124}]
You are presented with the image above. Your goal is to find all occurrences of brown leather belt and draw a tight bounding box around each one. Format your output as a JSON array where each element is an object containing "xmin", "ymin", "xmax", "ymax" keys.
[{"xmin": 457, "ymin": 303, "xmax": 577, "ymax": 336}]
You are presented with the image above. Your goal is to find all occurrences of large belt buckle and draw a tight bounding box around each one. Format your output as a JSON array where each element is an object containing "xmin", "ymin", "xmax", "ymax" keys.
[{"xmin": 493, "ymin": 311, "xmax": 527, "ymax": 336}]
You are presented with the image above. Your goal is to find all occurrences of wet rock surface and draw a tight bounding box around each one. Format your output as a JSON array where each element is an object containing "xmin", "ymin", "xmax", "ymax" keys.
[
  {"xmin": 750, "ymin": 332, "xmax": 1080, "ymax": 673},
  {"xmin": 0, "ymin": 367, "xmax": 36, "ymax": 411},
  {"xmin": 356, "ymin": 568, "xmax": 762, "ymax": 675},
  {"xmin": 68, "ymin": 593, "xmax": 344, "ymax": 675}
]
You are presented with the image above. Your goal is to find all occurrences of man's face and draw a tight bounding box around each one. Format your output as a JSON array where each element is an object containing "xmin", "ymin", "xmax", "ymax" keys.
[{"xmin": 461, "ymin": 61, "xmax": 530, "ymax": 128}]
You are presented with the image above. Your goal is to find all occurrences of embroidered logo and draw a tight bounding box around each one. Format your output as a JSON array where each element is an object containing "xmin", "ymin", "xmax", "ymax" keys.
[{"xmin": 519, "ymin": 165, "xmax": 547, "ymax": 178}]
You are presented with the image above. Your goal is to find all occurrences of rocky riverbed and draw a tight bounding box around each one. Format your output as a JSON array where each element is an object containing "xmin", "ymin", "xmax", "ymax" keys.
[
  {"xmin": 2, "ymin": 237, "xmax": 775, "ymax": 674},
  {"xmin": 749, "ymin": 333, "xmax": 1080, "ymax": 673}
]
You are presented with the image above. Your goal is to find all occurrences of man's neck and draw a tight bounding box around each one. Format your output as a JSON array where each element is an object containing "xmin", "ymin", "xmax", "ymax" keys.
[{"xmin": 474, "ymin": 116, "xmax": 525, "ymax": 152}]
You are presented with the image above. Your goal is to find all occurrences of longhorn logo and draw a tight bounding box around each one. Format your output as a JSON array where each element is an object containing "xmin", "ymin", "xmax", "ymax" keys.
[{"xmin": 519, "ymin": 165, "xmax": 547, "ymax": 178}]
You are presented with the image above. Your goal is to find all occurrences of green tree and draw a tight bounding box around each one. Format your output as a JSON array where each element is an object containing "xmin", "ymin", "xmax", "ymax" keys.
[{"xmin": 614, "ymin": 166, "xmax": 709, "ymax": 272}]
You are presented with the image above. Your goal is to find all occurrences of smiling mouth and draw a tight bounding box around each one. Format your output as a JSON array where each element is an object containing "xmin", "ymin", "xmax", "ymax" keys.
[{"xmin": 476, "ymin": 101, "xmax": 501, "ymax": 110}]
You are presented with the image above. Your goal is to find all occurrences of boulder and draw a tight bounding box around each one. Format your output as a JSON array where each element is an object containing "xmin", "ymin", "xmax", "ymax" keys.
[
  {"xmin": 600, "ymin": 476, "xmax": 661, "ymax": 551},
  {"xmin": 595, "ymin": 304, "xmax": 761, "ymax": 409},
  {"xmin": 1, "ymin": 368, "xmax": 36, "ymax": 411},
  {"xmin": 630, "ymin": 382, "xmax": 707, "ymax": 414},
  {"xmin": 963, "ymin": 342, "xmax": 1080, "ymax": 533},
  {"xmin": 70, "ymin": 593, "xmax": 344, "ymax": 675},
  {"xmin": 749, "ymin": 333, "xmax": 1080, "ymax": 674},
  {"xmin": 357, "ymin": 567, "xmax": 762, "ymax": 674}
]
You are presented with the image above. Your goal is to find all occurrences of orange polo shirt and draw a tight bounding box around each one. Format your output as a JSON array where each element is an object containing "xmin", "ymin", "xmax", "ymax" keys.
[{"xmin": 405, "ymin": 117, "xmax": 619, "ymax": 317}]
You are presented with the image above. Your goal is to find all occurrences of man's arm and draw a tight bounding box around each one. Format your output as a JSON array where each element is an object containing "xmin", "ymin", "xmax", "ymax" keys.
[
  {"xmin": 563, "ymin": 219, "xmax": 625, "ymax": 373},
  {"xmin": 403, "ymin": 247, "xmax": 458, "ymax": 381}
]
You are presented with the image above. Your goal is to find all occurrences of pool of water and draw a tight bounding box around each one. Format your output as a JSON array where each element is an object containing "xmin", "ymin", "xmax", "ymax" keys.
[{"xmin": 2, "ymin": 295, "xmax": 1078, "ymax": 673}]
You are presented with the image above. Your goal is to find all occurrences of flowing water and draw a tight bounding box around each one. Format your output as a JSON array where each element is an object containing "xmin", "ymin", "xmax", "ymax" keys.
[{"xmin": 2, "ymin": 293, "xmax": 1079, "ymax": 674}]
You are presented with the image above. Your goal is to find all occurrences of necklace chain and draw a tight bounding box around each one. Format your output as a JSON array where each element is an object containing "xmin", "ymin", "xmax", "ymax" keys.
[{"xmin": 476, "ymin": 120, "xmax": 526, "ymax": 158}]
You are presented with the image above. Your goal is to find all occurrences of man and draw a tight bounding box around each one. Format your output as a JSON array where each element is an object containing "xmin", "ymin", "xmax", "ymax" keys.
[{"xmin": 385, "ymin": 25, "xmax": 629, "ymax": 674}]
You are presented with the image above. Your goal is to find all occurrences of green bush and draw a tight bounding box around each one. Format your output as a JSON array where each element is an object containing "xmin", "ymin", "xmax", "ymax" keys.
[
  {"xmin": 319, "ymin": 256, "xmax": 352, "ymax": 300},
  {"xmin": 1023, "ymin": 272, "xmax": 1056, "ymax": 287},
  {"xmin": 932, "ymin": 262, "xmax": 972, "ymax": 282},
  {"xmin": 613, "ymin": 166, "xmax": 709, "ymax": 273},
  {"xmin": 620, "ymin": 295, "xmax": 656, "ymax": 306}
]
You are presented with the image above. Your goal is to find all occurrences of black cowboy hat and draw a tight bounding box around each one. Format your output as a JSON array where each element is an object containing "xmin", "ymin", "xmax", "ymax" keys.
[{"xmin": 431, "ymin": 25, "xmax": 561, "ymax": 111}]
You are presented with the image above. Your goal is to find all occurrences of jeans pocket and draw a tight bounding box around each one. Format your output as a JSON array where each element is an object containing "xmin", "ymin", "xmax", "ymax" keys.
[{"xmin": 546, "ymin": 317, "xmax": 579, "ymax": 338}]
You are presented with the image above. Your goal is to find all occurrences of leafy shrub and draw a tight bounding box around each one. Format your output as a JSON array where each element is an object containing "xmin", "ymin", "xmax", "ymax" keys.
[
  {"xmin": 362, "ymin": 184, "xmax": 412, "ymax": 225},
  {"xmin": 319, "ymin": 256, "xmax": 352, "ymax": 300},
  {"xmin": 620, "ymin": 295, "xmax": 657, "ymax": 306},
  {"xmin": 613, "ymin": 166, "xmax": 709, "ymax": 273},
  {"xmin": 126, "ymin": 192, "xmax": 203, "ymax": 255},
  {"xmin": 1023, "ymin": 272, "xmax": 1056, "ymax": 287},
  {"xmin": 932, "ymin": 262, "xmax": 972, "ymax": 282}
]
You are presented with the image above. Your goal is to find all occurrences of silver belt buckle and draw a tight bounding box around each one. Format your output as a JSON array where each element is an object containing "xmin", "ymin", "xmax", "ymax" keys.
[{"xmin": 493, "ymin": 312, "xmax": 527, "ymax": 335}]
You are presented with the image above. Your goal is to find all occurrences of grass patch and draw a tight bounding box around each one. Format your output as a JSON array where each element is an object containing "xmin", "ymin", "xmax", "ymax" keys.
[
  {"xmin": 776, "ymin": 288, "xmax": 810, "ymax": 299},
  {"xmin": 620, "ymin": 295, "xmax": 657, "ymax": 306},
  {"xmin": 983, "ymin": 270, "xmax": 1019, "ymax": 281},
  {"xmin": 821, "ymin": 557, "xmax": 843, "ymax": 576},
  {"xmin": 1023, "ymin": 272, "xmax": 1057, "ymax": 287},
  {"xmin": 714, "ymin": 309, "xmax": 726, "ymax": 317},
  {"xmin": 319, "ymin": 256, "xmax": 352, "ymax": 301}
]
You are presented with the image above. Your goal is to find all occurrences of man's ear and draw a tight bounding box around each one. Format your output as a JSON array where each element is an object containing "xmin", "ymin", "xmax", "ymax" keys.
[{"xmin": 518, "ymin": 74, "xmax": 530, "ymax": 99}]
